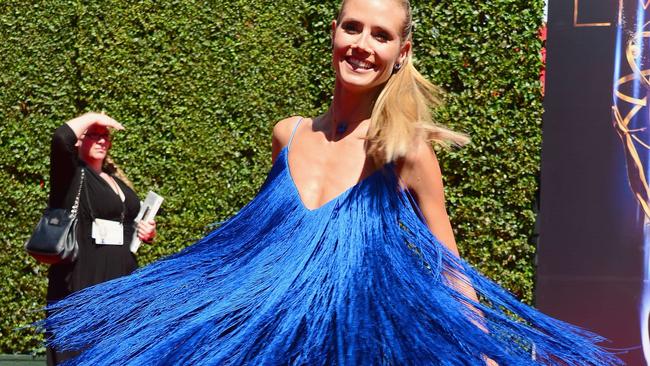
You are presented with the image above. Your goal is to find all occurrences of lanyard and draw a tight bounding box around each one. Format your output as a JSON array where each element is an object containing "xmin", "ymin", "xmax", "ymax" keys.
[
  {"xmin": 83, "ymin": 170, "xmax": 127, "ymax": 224},
  {"xmin": 106, "ymin": 176, "xmax": 126, "ymax": 224}
]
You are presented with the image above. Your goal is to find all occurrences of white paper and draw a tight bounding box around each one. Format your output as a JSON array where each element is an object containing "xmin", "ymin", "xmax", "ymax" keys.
[
  {"xmin": 130, "ymin": 191, "xmax": 164, "ymax": 253},
  {"xmin": 92, "ymin": 218, "xmax": 124, "ymax": 245}
]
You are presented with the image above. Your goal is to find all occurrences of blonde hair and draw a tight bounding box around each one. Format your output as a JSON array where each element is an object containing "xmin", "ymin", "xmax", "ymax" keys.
[
  {"xmin": 103, "ymin": 156, "xmax": 135, "ymax": 190},
  {"xmin": 338, "ymin": 0, "xmax": 470, "ymax": 164}
]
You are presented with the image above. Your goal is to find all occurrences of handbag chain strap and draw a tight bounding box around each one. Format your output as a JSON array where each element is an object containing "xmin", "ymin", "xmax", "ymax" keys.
[{"xmin": 69, "ymin": 169, "xmax": 85, "ymax": 218}]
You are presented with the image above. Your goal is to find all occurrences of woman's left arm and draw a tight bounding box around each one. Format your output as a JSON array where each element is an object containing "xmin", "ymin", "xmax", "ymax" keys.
[
  {"xmin": 399, "ymin": 141, "xmax": 459, "ymax": 255},
  {"xmin": 401, "ymin": 141, "xmax": 497, "ymax": 366},
  {"xmin": 137, "ymin": 219, "xmax": 157, "ymax": 243},
  {"xmin": 399, "ymin": 140, "xmax": 479, "ymax": 302}
]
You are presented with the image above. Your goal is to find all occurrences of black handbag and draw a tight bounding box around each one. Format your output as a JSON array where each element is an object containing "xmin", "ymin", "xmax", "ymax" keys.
[{"xmin": 25, "ymin": 169, "xmax": 85, "ymax": 264}]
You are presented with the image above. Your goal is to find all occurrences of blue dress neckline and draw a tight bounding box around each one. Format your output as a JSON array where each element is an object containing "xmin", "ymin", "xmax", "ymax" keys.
[{"xmin": 280, "ymin": 145, "xmax": 392, "ymax": 212}]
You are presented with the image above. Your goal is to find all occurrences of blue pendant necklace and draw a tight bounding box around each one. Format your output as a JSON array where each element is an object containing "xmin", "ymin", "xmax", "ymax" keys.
[{"xmin": 336, "ymin": 122, "xmax": 348, "ymax": 135}]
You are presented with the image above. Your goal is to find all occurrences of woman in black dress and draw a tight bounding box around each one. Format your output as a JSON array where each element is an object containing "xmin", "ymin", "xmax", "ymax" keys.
[{"xmin": 46, "ymin": 112, "xmax": 157, "ymax": 365}]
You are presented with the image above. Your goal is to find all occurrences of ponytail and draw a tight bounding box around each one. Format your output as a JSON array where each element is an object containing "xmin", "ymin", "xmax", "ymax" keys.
[{"xmin": 367, "ymin": 54, "xmax": 470, "ymax": 164}]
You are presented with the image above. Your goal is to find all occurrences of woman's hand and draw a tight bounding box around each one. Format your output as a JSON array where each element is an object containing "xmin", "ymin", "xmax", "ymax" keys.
[
  {"xmin": 137, "ymin": 219, "xmax": 157, "ymax": 243},
  {"xmin": 67, "ymin": 112, "xmax": 125, "ymax": 138}
]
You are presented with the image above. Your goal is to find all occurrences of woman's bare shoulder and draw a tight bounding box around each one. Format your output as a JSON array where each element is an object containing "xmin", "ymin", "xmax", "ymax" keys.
[
  {"xmin": 272, "ymin": 116, "xmax": 305, "ymax": 148},
  {"xmin": 272, "ymin": 116, "xmax": 307, "ymax": 162},
  {"xmin": 401, "ymin": 139, "xmax": 440, "ymax": 173}
]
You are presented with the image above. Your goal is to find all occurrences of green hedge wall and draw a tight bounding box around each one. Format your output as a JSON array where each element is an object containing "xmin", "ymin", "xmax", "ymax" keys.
[{"xmin": 0, "ymin": 0, "xmax": 544, "ymax": 354}]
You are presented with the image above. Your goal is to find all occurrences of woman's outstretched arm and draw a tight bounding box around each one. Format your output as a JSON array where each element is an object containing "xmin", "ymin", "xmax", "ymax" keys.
[
  {"xmin": 399, "ymin": 140, "xmax": 497, "ymax": 365},
  {"xmin": 65, "ymin": 112, "xmax": 124, "ymax": 138},
  {"xmin": 398, "ymin": 140, "xmax": 461, "ymax": 257}
]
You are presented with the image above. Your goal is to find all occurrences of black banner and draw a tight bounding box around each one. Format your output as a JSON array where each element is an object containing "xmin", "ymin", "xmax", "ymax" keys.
[{"xmin": 538, "ymin": 0, "xmax": 650, "ymax": 363}]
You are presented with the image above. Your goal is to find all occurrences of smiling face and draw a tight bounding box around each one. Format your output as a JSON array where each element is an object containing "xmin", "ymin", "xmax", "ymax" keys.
[
  {"xmin": 332, "ymin": 0, "xmax": 411, "ymax": 94},
  {"xmin": 79, "ymin": 124, "xmax": 112, "ymax": 165}
]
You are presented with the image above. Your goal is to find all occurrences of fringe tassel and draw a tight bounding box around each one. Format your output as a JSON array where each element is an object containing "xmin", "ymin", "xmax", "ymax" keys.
[{"xmin": 40, "ymin": 147, "xmax": 622, "ymax": 365}]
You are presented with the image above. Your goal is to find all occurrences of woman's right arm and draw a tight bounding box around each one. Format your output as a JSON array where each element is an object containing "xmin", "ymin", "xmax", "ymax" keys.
[
  {"xmin": 49, "ymin": 113, "xmax": 124, "ymax": 208},
  {"xmin": 49, "ymin": 124, "xmax": 80, "ymax": 208},
  {"xmin": 64, "ymin": 112, "xmax": 123, "ymax": 137}
]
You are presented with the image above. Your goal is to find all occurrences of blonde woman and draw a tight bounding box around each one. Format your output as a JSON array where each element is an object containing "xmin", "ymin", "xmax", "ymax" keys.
[{"xmin": 43, "ymin": 0, "xmax": 620, "ymax": 364}]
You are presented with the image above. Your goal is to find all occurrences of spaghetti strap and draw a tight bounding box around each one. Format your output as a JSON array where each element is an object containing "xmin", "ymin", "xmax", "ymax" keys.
[{"xmin": 287, "ymin": 117, "xmax": 304, "ymax": 151}]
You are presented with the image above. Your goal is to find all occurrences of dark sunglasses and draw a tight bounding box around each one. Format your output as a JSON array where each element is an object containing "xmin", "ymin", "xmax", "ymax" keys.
[{"xmin": 84, "ymin": 132, "xmax": 113, "ymax": 142}]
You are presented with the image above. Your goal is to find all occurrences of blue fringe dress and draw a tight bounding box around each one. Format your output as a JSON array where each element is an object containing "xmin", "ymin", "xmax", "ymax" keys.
[{"xmin": 43, "ymin": 134, "xmax": 621, "ymax": 365}]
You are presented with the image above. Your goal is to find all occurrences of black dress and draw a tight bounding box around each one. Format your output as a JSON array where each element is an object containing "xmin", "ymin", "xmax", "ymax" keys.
[{"xmin": 46, "ymin": 124, "xmax": 140, "ymax": 365}]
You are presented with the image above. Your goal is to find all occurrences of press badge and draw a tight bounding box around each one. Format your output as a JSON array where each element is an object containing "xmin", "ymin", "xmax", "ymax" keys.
[{"xmin": 92, "ymin": 218, "xmax": 124, "ymax": 245}]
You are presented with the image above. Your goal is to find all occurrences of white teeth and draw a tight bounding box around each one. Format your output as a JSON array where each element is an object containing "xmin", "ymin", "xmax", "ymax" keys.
[{"xmin": 347, "ymin": 57, "xmax": 373, "ymax": 69}]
